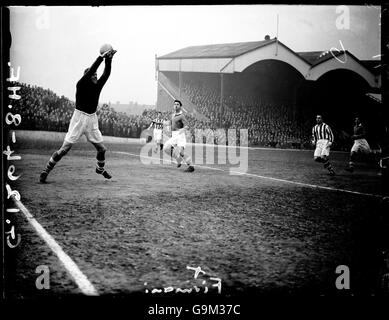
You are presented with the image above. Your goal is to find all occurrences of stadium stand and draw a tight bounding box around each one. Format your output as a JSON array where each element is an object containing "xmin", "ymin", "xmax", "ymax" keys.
[{"xmin": 10, "ymin": 82, "xmax": 357, "ymax": 150}]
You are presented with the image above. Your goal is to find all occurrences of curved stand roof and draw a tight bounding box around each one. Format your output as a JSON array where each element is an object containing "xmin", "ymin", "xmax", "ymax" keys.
[{"xmin": 157, "ymin": 38, "xmax": 380, "ymax": 89}]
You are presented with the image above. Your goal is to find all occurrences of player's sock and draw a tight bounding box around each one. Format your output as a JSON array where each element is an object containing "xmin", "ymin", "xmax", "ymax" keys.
[
  {"xmin": 41, "ymin": 150, "xmax": 64, "ymax": 176},
  {"xmin": 95, "ymin": 151, "xmax": 111, "ymax": 179},
  {"xmin": 96, "ymin": 160, "xmax": 105, "ymax": 172},
  {"xmin": 39, "ymin": 171, "xmax": 48, "ymax": 183},
  {"xmin": 44, "ymin": 156, "xmax": 57, "ymax": 173},
  {"xmin": 40, "ymin": 149, "xmax": 67, "ymax": 183},
  {"xmin": 171, "ymin": 147, "xmax": 182, "ymax": 167},
  {"xmin": 176, "ymin": 155, "xmax": 183, "ymax": 167},
  {"xmin": 182, "ymin": 154, "xmax": 192, "ymax": 166},
  {"xmin": 178, "ymin": 152, "xmax": 194, "ymax": 172}
]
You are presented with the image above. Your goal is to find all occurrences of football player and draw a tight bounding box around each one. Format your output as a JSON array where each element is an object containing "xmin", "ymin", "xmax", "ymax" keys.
[
  {"xmin": 147, "ymin": 111, "xmax": 164, "ymax": 153},
  {"xmin": 163, "ymin": 100, "xmax": 194, "ymax": 172},
  {"xmin": 39, "ymin": 48, "xmax": 117, "ymax": 183},
  {"xmin": 345, "ymin": 117, "xmax": 371, "ymax": 172},
  {"xmin": 312, "ymin": 114, "xmax": 335, "ymax": 175}
]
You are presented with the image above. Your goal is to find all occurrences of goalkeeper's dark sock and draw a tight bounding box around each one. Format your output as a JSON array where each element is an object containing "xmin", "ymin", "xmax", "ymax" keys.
[
  {"xmin": 44, "ymin": 157, "xmax": 56, "ymax": 174},
  {"xmin": 43, "ymin": 150, "xmax": 64, "ymax": 174},
  {"xmin": 96, "ymin": 159, "xmax": 105, "ymax": 170},
  {"xmin": 40, "ymin": 149, "xmax": 67, "ymax": 183}
]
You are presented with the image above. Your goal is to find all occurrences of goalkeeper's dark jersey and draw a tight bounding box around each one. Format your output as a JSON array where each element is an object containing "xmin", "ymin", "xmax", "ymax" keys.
[{"xmin": 75, "ymin": 56, "xmax": 111, "ymax": 115}]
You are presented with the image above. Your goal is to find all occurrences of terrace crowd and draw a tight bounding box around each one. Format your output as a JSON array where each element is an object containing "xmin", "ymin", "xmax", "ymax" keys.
[{"xmin": 9, "ymin": 82, "xmax": 350, "ymax": 149}]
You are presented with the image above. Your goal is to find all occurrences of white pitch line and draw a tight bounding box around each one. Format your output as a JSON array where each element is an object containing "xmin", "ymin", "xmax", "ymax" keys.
[
  {"xmin": 13, "ymin": 198, "xmax": 98, "ymax": 296},
  {"xmin": 228, "ymin": 170, "xmax": 381, "ymax": 198},
  {"xmin": 113, "ymin": 151, "xmax": 382, "ymax": 198},
  {"xmin": 186, "ymin": 142, "xmax": 349, "ymax": 154}
]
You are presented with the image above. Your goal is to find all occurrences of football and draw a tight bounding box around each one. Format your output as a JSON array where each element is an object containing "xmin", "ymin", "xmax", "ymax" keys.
[{"xmin": 100, "ymin": 43, "xmax": 113, "ymax": 55}]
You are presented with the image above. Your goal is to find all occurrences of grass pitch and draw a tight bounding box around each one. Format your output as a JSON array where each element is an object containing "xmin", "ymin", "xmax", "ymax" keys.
[{"xmin": 5, "ymin": 132, "xmax": 386, "ymax": 298}]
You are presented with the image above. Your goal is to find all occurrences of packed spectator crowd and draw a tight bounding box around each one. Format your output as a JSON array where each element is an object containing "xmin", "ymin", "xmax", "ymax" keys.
[
  {"xmin": 182, "ymin": 80, "xmax": 314, "ymax": 148},
  {"xmin": 10, "ymin": 82, "xmax": 352, "ymax": 149},
  {"xmin": 11, "ymin": 83, "xmax": 151, "ymax": 139}
]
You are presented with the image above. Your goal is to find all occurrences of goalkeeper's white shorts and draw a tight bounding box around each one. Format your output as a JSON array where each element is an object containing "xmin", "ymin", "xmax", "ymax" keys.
[{"xmin": 65, "ymin": 109, "xmax": 103, "ymax": 144}]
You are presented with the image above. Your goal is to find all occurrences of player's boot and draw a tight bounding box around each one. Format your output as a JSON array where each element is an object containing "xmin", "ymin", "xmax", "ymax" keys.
[
  {"xmin": 96, "ymin": 167, "xmax": 112, "ymax": 179},
  {"xmin": 184, "ymin": 165, "xmax": 194, "ymax": 172},
  {"xmin": 39, "ymin": 170, "xmax": 48, "ymax": 183},
  {"xmin": 102, "ymin": 170, "xmax": 112, "ymax": 179}
]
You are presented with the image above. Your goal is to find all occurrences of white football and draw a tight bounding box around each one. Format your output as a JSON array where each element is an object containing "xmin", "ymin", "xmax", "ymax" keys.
[{"xmin": 100, "ymin": 43, "xmax": 113, "ymax": 55}]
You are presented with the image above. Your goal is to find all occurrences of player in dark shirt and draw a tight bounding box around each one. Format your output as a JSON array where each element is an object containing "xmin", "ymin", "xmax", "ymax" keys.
[
  {"xmin": 39, "ymin": 48, "xmax": 117, "ymax": 183},
  {"xmin": 163, "ymin": 100, "xmax": 194, "ymax": 172},
  {"xmin": 75, "ymin": 56, "xmax": 112, "ymax": 114},
  {"xmin": 345, "ymin": 117, "xmax": 371, "ymax": 172}
]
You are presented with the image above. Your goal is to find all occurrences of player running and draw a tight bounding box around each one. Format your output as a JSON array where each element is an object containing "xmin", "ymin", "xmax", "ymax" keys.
[
  {"xmin": 163, "ymin": 100, "xmax": 194, "ymax": 172},
  {"xmin": 39, "ymin": 48, "xmax": 117, "ymax": 183},
  {"xmin": 345, "ymin": 117, "xmax": 372, "ymax": 172},
  {"xmin": 312, "ymin": 114, "xmax": 335, "ymax": 175},
  {"xmin": 147, "ymin": 111, "xmax": 164, "ymax": 153}
]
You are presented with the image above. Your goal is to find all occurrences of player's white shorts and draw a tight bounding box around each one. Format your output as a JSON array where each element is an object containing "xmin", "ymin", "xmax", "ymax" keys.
[
  {"xmin": 351, "ymin": 139, "xmax": 371, "ymax": 154},
  {"xmin": 153, "ymin": 129, "xmax": 162, "ymax": 142},
  {"xmin": 165, "ymin": 130, "xmax": 186, "ymax": 148},
  {"xmin": 64, "ymin": 109, "xmax": 103, "ymax": 144},
  {"xmin": 314, "ymin": 139, "xmax": 331, "ymax": 158}
]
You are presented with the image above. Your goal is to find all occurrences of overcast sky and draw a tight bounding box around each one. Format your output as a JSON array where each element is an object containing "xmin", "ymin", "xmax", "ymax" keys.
[{"xmin": 10, "ymin": 5, "xmax": 381, "ymax": 105}]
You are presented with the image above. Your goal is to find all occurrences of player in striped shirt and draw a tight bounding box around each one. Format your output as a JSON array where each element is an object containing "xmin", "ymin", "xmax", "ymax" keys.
[
  {"xmin": 312, "ymin": 115, "xmax": 335, "ymax": 175},
  {"xmin": 147, "ymin": 111, "xmax": 164, "ymax": 153}
]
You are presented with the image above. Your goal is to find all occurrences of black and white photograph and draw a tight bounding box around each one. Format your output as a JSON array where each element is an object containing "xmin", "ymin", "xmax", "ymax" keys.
[{"xmin": 2, "ymin": 3, "xmax": 389, "ymax": 313}]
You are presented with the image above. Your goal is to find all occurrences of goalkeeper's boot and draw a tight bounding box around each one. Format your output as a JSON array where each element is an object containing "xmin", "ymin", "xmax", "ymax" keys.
[
  {"xmin": 96, "ymin": 167, "xmax": 112, "ymax": 179},
  {"xmin": 39, "ymin": 170, "xmax": 49, "ymax": 183}
]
